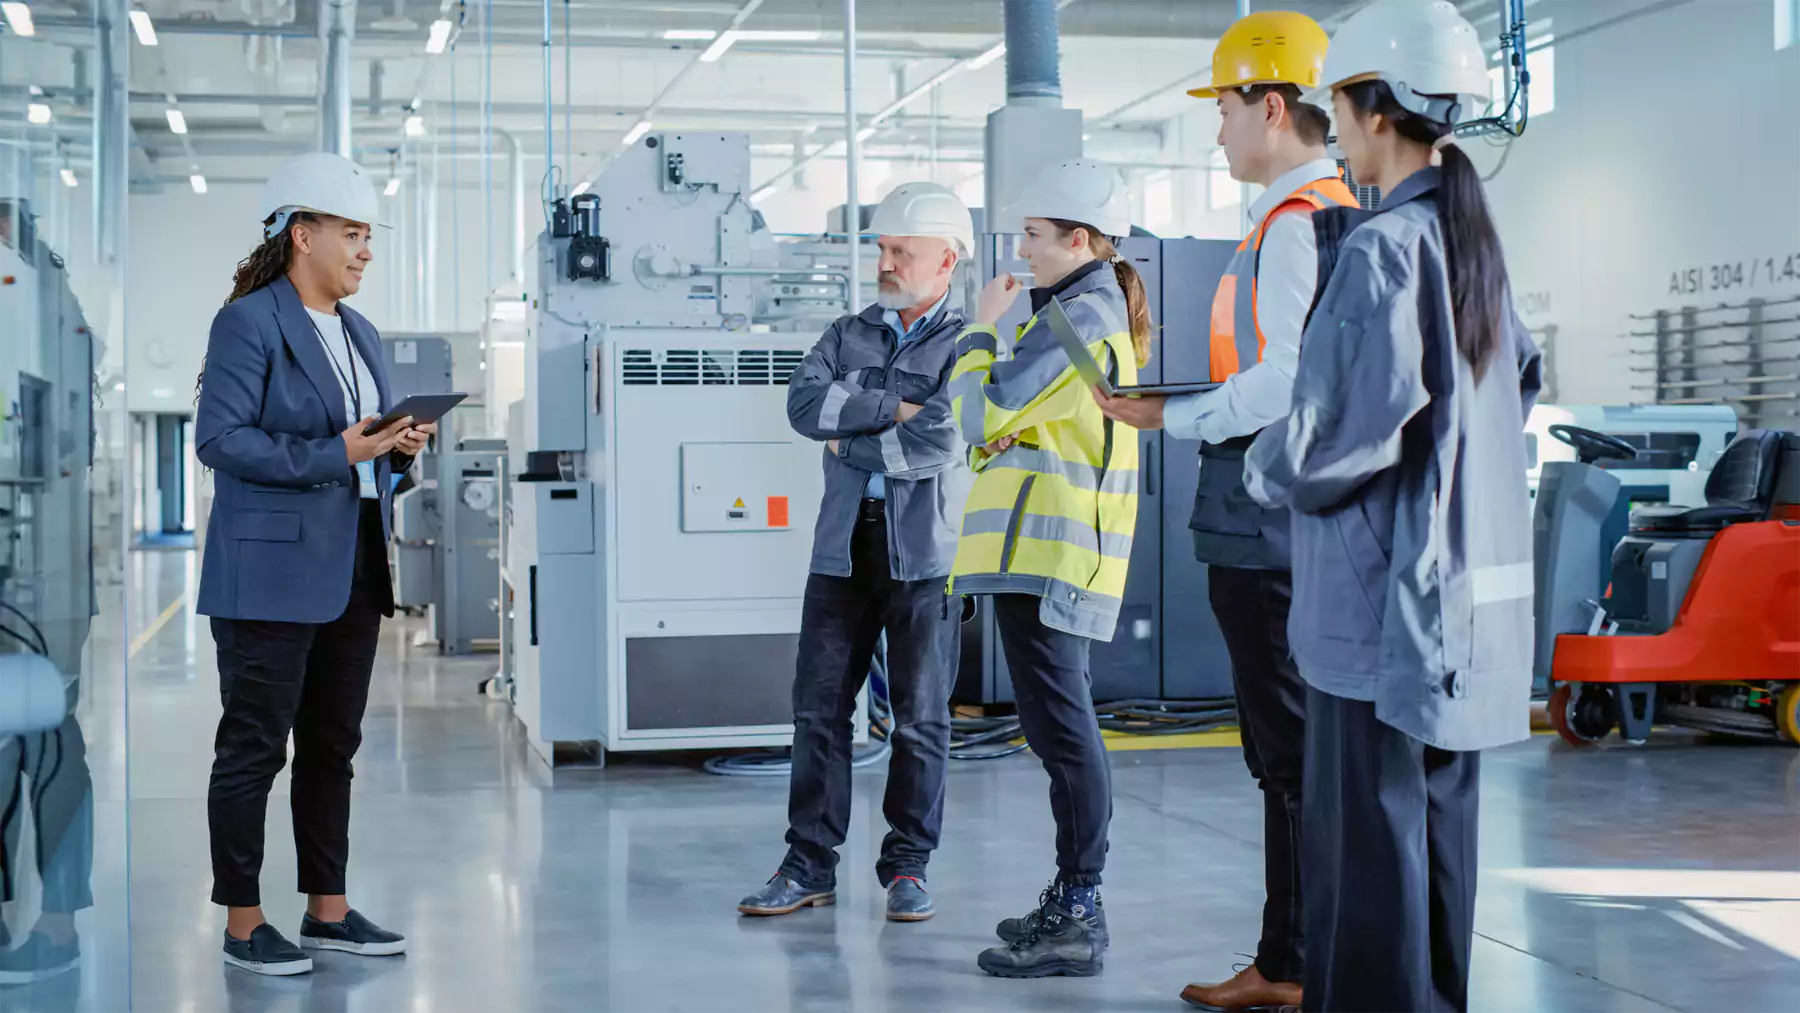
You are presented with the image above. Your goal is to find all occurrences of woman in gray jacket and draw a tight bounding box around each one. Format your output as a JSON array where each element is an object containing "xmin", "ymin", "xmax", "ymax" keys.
[{"xmin": 1243, "ymin": 3, "xmax": 1543, "ymax": 1011}]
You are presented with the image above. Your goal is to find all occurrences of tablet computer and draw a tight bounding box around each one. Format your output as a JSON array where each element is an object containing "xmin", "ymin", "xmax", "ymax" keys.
[
  {"xmin": 1039, "ymin": 298, "xmax": 1223, "ymax": 399},
  {"xmin": 362, "ymin": 392, "xmax": 469, "ymax": 435}
]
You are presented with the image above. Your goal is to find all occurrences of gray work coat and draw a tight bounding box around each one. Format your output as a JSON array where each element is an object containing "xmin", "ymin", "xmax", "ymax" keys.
[
  {"xmin": 1244, "ymin": 168, "xmax": 1544, "ymax": 752},
  {"xmin": 786, "ymin": 302, "xmax": 973, "ymax": 582}
]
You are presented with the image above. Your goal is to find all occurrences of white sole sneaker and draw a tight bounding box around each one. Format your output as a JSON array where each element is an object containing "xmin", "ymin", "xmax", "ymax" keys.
[
  {"xmin": 223, "ymin": 953, "xmax": 314, "ymax": 976},
  {"xmin": 299, "ymin": 935, "xmax": 408, "ymax": 956}
]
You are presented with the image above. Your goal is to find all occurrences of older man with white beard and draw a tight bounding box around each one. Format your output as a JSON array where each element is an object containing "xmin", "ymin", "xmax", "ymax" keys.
[{"xmin": 739, "ymin": 183, "xmax": 975, "ymax": 924}]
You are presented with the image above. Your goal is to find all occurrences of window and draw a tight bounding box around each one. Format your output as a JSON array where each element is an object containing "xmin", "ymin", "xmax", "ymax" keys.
[
  {"xmin": 1144, "ymin": 171, "xmax": 1176, "ymax": 236},
  {"xmin": 1207, "ymin": 150, "xmax": 1238, "ymax": 211},
  {"xmin": 1490, "ymin": 39, "xmax": 1555, "ymax": 117},
  {"xmin": 1780, "ymin": 0, "xmax": 1799, "ymax": 50}
]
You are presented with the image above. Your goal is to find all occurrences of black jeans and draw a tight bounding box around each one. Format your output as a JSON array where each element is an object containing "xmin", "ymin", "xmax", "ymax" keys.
[
  {"xmin": 993, "ymin": 593, "xmax": 1110, "ymax": 886},
  {"xmin": 208, "ymin": 500, "xmax": 391, "ymax": 908},
  {"xmin": 1208, "ymin": 566, "xmax": 1306, "ymax": 984},
  {"xmin": 781, "ymin": 509, "xmax": 960, "ymax": 888},
  {"xmin": 1302, "ymin": 685, "xmax": 1481, "ymax": 1013}
]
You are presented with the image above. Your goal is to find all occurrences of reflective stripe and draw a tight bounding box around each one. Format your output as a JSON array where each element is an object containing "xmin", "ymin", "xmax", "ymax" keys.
[
  {"xmin": 878, "ymin": 426, "xmax": 908, "ymax": 474},
  {"xmin": 962, "ymin": 508, "xmax": 1133, "ymax": 559},
  {"xmin": 1471, "ymin": 562, "xmax": 1534, "ymax": 605},
  {"xmin": 956, "ymin": 328, "xmax": 999, "ymax": 359},
  {"xmin": 952, "ymin": 370, "xmax": 988, "ymax": 445},
  {"xmin": 819, "ymin": 383, "xmax": 851, "ymax": 432},
  {"xmin": 1069, "ymin": 291, "xmax": 1125, "ymax": 340},
  {"xmin": 983, "ymin": 446, "xmax": 1137, "ymax": 495}
]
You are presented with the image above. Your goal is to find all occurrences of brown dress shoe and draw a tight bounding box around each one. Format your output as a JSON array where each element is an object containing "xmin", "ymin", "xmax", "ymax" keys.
[{"xmin": 1179, "ymin": 963, "xmax": 1302, "ymax": 1011}]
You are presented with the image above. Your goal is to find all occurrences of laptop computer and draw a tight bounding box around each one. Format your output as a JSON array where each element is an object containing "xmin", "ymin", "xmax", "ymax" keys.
[{"xmin": 1039, "ymin": 297, "xmax": 1222, "ymax": 399}]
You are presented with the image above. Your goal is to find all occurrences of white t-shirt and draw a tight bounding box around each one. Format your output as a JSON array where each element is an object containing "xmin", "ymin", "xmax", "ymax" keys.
[{"xmin": 306, "ymin": 306, "xmax": 383, "ymax": 499}]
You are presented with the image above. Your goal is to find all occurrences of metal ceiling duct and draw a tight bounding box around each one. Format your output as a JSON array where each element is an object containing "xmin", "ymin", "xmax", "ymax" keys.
[
  {"xmin": 1003, "ymin": 0, "xmax": 1062, "ymax": 107},
  {"xmin": 317, "ymin": 0, "xmax": 357, "ymax": 155}
]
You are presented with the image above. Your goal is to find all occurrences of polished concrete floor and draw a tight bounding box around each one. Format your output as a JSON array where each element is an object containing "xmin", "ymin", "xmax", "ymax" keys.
[{"xmin": 12, "ymin": 550, "xmax": 1800, "ymax": 1011}]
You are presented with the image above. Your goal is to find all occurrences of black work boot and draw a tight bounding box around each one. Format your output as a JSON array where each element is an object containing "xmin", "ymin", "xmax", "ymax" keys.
[
  {"xmin": 996, "ymin": 882, "xmax": 1109, "ymax": 949},
  {"xmin": 978, "ymin": 882, "xmax": 1106, "ymax": 978},
  {"xmin": 738, "ymin": 873, "xmax": 835, "ymax": 916}
]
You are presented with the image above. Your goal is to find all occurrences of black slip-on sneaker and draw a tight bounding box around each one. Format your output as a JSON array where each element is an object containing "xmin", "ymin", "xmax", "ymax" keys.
[
  {"xmin": 223, "ymin": 924, "xmax": 313, "ymax": 976},
  {"xmin": 298, "ymin": 910, "xmax": 408, "ymax": 956}
]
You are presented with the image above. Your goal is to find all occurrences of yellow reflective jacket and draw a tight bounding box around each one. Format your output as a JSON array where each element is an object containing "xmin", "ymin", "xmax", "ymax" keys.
[{"xmin": 947, "ymin": 264, "xmax": 1140, "ymax": 641}]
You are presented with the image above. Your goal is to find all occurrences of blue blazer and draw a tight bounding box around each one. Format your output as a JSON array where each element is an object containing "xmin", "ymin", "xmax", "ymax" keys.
[{"xmin": 195, "ymin": 276, "xmax": 402, "ymax": 623}]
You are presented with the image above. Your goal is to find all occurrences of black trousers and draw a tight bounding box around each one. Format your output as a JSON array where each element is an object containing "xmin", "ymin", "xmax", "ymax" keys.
[
  {"xmin": 1208, "ymin": 566, "xmax": 1307, "ymax": 984},
  {"xmin": 782, "ymin": 509, "xmax": 960, "ymax": 888},
  {"xmin": 1302, "ymin": 685, "xmax": 1481, "ymax": 1013},
  {"xmin": 993, "ymin": 593, "xmax": 1111, "ymax": 886},
  {"xmin": 208, "ymin": 499, "xmax": 391, "ymax": 908}
]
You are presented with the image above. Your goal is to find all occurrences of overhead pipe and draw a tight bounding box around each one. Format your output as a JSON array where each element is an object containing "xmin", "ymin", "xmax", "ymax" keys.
[
  {"xmin": 1003, "ymin": 0, "xmax": 1062, "ymax": 107},
  {"xmin": 318, "ymin": 0, "xmax": 357, "ymax": 155},
  {"xmin": 498, "ymin": 130, "xmax": 526, "ymax": 283},
  {"xmin": 842, "ymin": 0, "xmax": 858, "ymax": 311},
  {"xmin": 483, "ymin": 0, "xmax": 495, "ymax": 297},
  {"xmin": 92, "ymin": 1, "xmax": 129, "ymax": 267}
]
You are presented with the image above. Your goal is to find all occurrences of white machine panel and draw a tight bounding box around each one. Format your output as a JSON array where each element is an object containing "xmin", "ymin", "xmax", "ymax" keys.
[
  {"xmin": 610, "ymin": 337, "xmax": 822, "ymax": 603},
  {"xmin": 680, "ymin": 442, "xmax": 797, "ymax": 533}
]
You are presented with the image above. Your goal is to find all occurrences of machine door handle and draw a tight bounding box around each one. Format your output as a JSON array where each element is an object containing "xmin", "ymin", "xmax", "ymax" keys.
[
  {"xmin": 1143, "ymin": 440, "xmax": 1158, "ymax": 496},
  {"xmin": 528, "ymin": 565, "xmax": 539, "ymax": 646}
]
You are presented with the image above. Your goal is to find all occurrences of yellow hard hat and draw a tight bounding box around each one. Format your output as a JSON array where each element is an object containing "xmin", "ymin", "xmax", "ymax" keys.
[{"xmin": 1188, "ymin": 10, "xmax": 1330, "ymax": 99}]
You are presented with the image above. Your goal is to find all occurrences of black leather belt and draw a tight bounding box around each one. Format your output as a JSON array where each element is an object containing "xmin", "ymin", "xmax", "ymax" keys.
[{"xmin": 858, "ymin": 498, "xmax": 887, "ymax": 523}]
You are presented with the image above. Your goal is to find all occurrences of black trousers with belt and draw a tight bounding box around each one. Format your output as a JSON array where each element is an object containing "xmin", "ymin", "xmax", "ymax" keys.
[
  {"xmin": 1207, "ymin": 565, "xmax": 1307, "ymax": 984},
  {"xmin": 1302, "ymin": 685, "xmax": 1481, "ymax": 1013},
  {"xmin": 993, "ymin": 593, "xmax": 1111, "ymax": 886},
  {"xmin": 781, "ymin": 502, "xmax": 960, "ymax": 889},
  {"xmin": 208, "ymin": 499, "xmax": 392, "ymax": 908}
]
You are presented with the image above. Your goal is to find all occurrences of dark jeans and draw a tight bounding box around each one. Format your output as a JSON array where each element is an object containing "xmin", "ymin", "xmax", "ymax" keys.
[
  {"xmin": 208, "ymin": 500, "xmax": 391, "ymax": 908},
  {"xmin": 0, "ymin": 715, "xmax": 94, "ymax": 915},
  {"xmin": 993, "ymin": 593, "xmax": 1110, "ymax": 886},
  {"xmin": 1209, "ymin": 566, "xmax": 1306, "ymax": 984},
  {"xmin": 781, "ymin": 509, "xmax": 960, "ymax": 888},
  {"xmin": 1302, "ymin": 685, "xmax": 1481, "ymax": 1013}
]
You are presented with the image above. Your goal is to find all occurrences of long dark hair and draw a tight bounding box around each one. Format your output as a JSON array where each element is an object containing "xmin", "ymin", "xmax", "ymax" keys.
[
  {"xmin": 1047, "ymin": 219, "xmax": 1154, "ymax": 368},
  {"xmin": 196, "ymin": 212, "xmax": 317, "ymax": 399},
  {"xmin": 1342, "ymin": 80, "xmax": 1508, "ymax": 380}
]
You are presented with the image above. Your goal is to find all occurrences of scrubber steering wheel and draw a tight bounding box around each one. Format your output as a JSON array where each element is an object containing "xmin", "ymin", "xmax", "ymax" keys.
[{"xmin": 1549, "ymin": 424, "xmax": 1638, "ymax": 466}]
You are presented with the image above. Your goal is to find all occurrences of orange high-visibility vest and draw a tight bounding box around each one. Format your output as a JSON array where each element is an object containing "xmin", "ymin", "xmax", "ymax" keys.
[{"xmin": 1208, "ymin": 174, "xmax": 1359, "ymax": 383}]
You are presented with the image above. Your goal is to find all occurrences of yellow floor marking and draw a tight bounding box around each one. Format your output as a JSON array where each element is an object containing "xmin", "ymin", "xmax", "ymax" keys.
[{"xmin": 128, "ymin": 594, "xmax": 188, "ymax": 658}]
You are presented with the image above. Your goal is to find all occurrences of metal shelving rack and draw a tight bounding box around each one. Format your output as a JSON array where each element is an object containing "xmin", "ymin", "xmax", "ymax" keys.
[{"xmin": 1627, "ymin": 295, "xmax": 1800, "ymax": 429}]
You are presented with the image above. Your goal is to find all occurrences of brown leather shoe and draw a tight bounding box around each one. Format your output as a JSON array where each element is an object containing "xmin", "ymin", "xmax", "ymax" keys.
[{"xmin": 1179, "ymin": 963, "xmax": 1302, "ymax": 1011}]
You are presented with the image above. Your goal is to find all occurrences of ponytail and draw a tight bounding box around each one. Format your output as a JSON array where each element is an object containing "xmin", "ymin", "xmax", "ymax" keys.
[
  {"xmin": 198, "ymin": 212, "xmax": 314, "ymax": 400},
  {"xmin": 1342, "ymin": 81, "xmax": 1508, "ymax": 380},
  {"xmin": 1047, "ymin": 220, "xmax": 1155, "ymax": 368}
]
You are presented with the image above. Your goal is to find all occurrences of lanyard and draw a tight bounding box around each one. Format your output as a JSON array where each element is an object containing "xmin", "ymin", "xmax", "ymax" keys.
[{"xmin": 309, "ymin": 314, "xmax": 364, "ymax": 422}]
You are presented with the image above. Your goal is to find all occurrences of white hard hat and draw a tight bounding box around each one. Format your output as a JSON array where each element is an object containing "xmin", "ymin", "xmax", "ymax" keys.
[
  {"xmin": 260, "ymin": 151, "xmax": 388, "ymax": 240},
  {"xmin": 865, "ymin": 181, "xmax": 975, "ymax": 255},
  {"xmin": 1304, "ymin": 0, "xmax": 1491, "ymax": 126},
  {"xmin": 1004, "ymin": 159, "xmax": 1131, "ymax": 238}
]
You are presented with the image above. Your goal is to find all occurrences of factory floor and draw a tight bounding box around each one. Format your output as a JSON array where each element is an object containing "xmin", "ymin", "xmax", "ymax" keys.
[{"xmin": 19, "ymin": 550, "xmax": 1798, "ymax": 1012}]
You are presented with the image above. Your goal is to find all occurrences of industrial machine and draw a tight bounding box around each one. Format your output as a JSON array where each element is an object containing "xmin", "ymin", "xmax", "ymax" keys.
[
  {"xmin": 500, "ymin": 132, "xmax": 861, "ymax": 764},
  {"xmin": 0, "ymin": 199, "xmax": 98, "ymax": 723},
  {"xmin": 383, "ymin": 335, "xmax": 505, "ymax": 654},
  {"xmin": 1534, "ymin": 424, "xmax": 1800, "ymax": 745}
]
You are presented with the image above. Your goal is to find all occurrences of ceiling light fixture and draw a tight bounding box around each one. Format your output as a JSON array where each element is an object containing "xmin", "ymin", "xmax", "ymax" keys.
[
  {"xmin": 855, "ymin": 126, "xmax": 876, "ymax": 142},
  {"xmin": 967, "ymin": 43, "xmax": 1006, "ymax": 70},
  {"xmin": 570, "ymin": 181, "xmax": 590, "ymax": 196},
  {"xmin": 425, "ymin": 18, "xmax": 453, "ymax": 54},
  {"xmin": 621, "ymin": 120, "xmax": 653, "ymax": 146},
  {"xmin": 189, "ymin": 174, "xmax": 208, "ymax": 194},
  {"xmin": 165, "ymin": 108, "xmax": 188, "ymax": 134},
  {"xmin": 699, "ymin": 29, "xmax": 738, "ymax": 61},
  {"xmin": 129, "ymin": 8, "xmax": 157, "ymax": 46},
  {"xmin": 662, "ymin": 29, "xmax": 718, "ymax": 41},
  {"xmin": 751, "ymin": 185, "xmax": 777, "ymax": 203},
  {"xmin": 404, "ymin": 114, "xmax": 426, "ymax": 137},
  {"xmin": 60, "ymin": 168, "xmax": 77, "ymax": 188},
  {"xmin": 26, "ymin": 102, "xmax": 51, "ymax": 125},
  {"xmin": 1, "ymin": 2, "xmax": 35, "ymax": 38},
  {"xmin": 384, "ymin": 177, "xmax": 401, "ymax": 196}
]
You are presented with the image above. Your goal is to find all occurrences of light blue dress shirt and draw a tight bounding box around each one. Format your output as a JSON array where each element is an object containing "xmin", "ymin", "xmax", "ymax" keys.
[{"xmin": 866, "ymin": 289, "xmax": 950, "ymax": 500}]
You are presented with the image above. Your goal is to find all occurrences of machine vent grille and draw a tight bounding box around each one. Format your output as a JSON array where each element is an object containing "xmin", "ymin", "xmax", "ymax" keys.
[{"xmin": 621, "ymin": 349, "xmax": 806, "ymax": 386}]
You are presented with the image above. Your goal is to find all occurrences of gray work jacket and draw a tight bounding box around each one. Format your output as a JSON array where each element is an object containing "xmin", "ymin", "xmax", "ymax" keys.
[
  {"xmin": 1244, "ymin": 168, "xmax": 1544, "ymax": 752},
  {"xmin": 787, "ymin": 302, "xmax": 973, "ymax": 582}
]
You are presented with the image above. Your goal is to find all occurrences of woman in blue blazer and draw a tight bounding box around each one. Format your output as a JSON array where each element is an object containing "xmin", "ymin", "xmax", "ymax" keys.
[{"xmin": 194, "ymin": 153, "xmax": 433, "ymax": 977}]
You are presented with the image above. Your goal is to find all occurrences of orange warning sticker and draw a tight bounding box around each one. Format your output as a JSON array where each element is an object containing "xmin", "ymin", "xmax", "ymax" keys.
[{"xmin": 767, "ymin": 496, "xmax": 790, "ymax": 528}]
